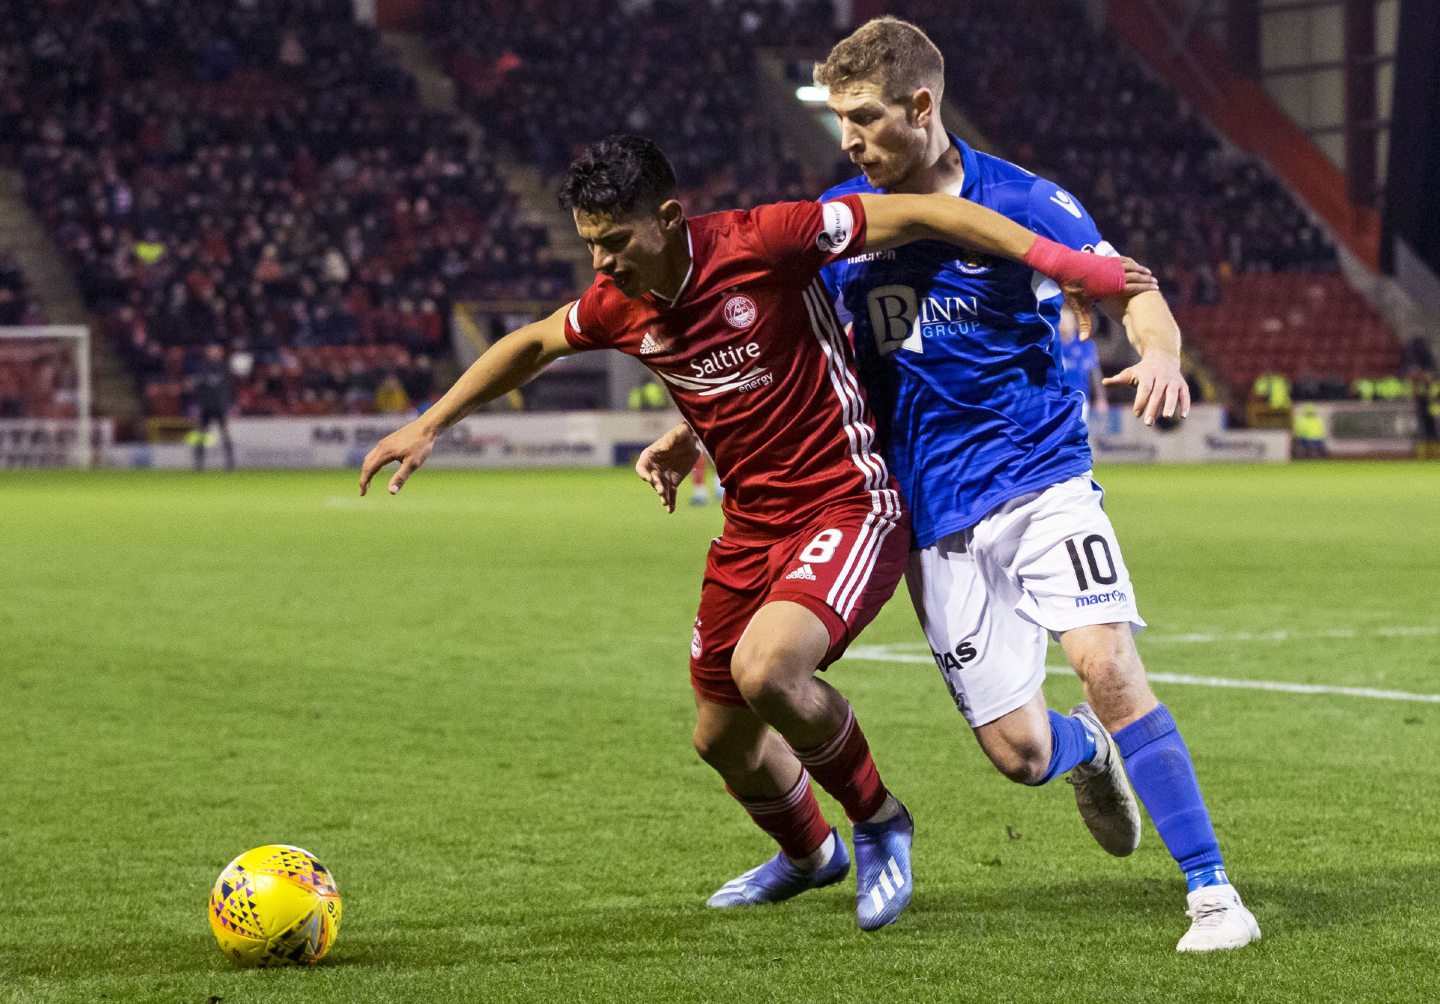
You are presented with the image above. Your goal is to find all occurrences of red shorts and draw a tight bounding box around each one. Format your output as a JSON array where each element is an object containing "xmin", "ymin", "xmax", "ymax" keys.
[{"xmin": 689, "ymin": 499, "xmax": 910, "ymax": 706}]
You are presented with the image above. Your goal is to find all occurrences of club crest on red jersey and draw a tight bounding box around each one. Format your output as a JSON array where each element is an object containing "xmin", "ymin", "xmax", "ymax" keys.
[{"xmin": 723, "ymin": 294, "xmax": 758, "ymax": 330}]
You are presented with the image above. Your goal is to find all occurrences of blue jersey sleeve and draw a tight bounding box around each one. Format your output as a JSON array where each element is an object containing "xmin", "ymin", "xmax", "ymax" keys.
[
  {"xmin": 820, "ymin": 261, "xmax": 840, "ymax": 298},
  {"xmin": 1025, "ymin": 180, "xmax": 1109, "ymax": 255}
]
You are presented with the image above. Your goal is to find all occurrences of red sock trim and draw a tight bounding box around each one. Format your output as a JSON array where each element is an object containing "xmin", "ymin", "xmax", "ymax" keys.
[
  {"xmin": 792, "ymin": 706, "xmax": 889, "ymax": 823},
  {"xmin": 728, "ymin": 770, "xmax": 831, "ymax": 860}
]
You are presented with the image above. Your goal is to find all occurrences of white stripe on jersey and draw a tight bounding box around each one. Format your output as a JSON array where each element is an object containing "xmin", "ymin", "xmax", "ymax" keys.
[
  {"xmin": 835, "ymin": 509, "xmax": 900, "ymax": 618},
  {"xmin": 800, "ymin": 282, "xmax": 895, "ymax": 500},
  {"xmin": 801, "ymin": 280, "xmax": 902, "ymax": 618}
]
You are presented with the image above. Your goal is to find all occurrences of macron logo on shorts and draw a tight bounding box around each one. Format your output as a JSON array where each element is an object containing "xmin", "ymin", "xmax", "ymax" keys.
[{"xmin": 1075, "ymin": 589, "xmax": 1127, "ymax": 608}]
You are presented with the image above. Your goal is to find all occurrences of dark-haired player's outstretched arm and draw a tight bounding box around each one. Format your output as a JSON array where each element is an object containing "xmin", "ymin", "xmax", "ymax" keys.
[
  {"xmin": 856, "ymin": 192, "xmax": 1157, "ymax": 302},
  {"xmin": 359, "ymin": 303, "xmax": 577, "ymax": 497},
  {"xmin": 637, "ymin": 194, "xmax": 1158, "ymax": 510}
]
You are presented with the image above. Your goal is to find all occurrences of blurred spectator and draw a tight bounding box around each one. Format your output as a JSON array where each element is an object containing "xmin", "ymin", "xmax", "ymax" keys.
[
  {"xmin": 1291, "ymin": 403, "xmax": 1326, "ymax": 458},
  {"xmin": 373, "ymin": 371, "xmax": 412, "ymax": 414},
  {"xmin": 1401, "ymin": 336, "xmax": 1437, "ymax": 377}
]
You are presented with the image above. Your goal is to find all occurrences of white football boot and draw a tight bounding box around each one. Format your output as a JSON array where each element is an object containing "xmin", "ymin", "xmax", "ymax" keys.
[
  {"xmin": 1176, "ymin": 884, "xmax": 1261, "ymax": 952},
  {"xmin": 1066, "ymin": 703, "xmax": 1142, "ymax": 856}
]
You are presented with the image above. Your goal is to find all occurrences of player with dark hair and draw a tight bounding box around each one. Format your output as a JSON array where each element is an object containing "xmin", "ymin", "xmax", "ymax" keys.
[
  {"xmin": 641, "ymin": 18, "xmax": 1257, "ymax": 951},
  {"xmin": 360, "ymin": 134, "xmax": 1153, "ymax": 930}
]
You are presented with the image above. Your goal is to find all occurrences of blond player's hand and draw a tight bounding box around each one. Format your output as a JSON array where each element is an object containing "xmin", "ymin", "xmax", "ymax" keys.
[
  {"xmin": 635, "ymin": 423, "xmax": 701, "ymax": 514},
  {"xmin": 1103, "ymin": 351, "xmax": 1191, "ymax": 425},
  {"xmin": 359, "ymin": 420, "xmax": 438, "ymax": 496}
]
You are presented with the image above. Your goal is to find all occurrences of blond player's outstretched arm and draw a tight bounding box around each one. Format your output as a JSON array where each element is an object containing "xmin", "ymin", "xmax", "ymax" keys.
[
  {"xmin": 359, "ymin": 303, "xmax": 577, "ymax": 496},
  {"xmin": 854, "ymin": 192, "xmax": 1158, "ymax": 301},
  {"xmin": 1100, "ymin": 290, "xmax": 1191, "ymax": 426}
]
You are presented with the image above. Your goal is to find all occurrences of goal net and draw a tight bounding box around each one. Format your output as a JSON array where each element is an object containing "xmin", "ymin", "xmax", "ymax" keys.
[{"xmin": 0, "ymin": 325, "xmax": 93, "ymax": 468}]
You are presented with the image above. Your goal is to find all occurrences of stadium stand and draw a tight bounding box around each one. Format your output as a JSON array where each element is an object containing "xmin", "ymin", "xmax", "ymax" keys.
[
  {"xmin": 1, "ymin": 0, "xmax": 571, "ymax": 419},
  {"xmin": 426, "ymin": 0, "xmax": 837, "ymax": 213},
  {"xmin": 0, "ymin": 246, "xmax": 45, "ymax": 327},
  {"xmin": 892, "ymin": 0, "xmax": 1338, "ymax": 288},
  {"xmin": 885, "ymin": 0, "xmax": 1404, "ymax": 414},
  {"xmin": 0, "ymin": 0, "xmax": 1413, "ymax": 424}
]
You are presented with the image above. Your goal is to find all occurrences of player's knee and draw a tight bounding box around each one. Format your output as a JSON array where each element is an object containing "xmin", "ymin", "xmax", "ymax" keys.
[
  {"xmin": 976, "ymin": 724, "xmax": 1052, "ymax": 785},
  {"xmin": 988, "ymin": 740, "xmax": 1051, "ymax": 786},
  {"xmin": 1070, "ymin": 633, "xmax": 1142, "ymax": 689},
  {"xmin": 730, "ymin": 648, "xmax": 806, "ymax": 714},
  {"xmin": 693, "ymin": 726, "xmax": 747, "ymax": 773}
]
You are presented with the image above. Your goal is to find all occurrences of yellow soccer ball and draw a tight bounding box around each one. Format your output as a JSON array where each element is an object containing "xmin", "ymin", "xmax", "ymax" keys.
[{"xmin": 208, "ymin": 844, "xmax": 342, "ymax": 967}]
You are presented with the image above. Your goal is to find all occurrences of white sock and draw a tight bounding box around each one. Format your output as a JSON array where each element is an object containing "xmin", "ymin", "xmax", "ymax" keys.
[
  {"xmin": 861, "ymin": 793, "xmax": 902, "ymax": 825},
  {"xmin": 789, "ymin": 830, "xmax": 836, "ymax": 872}
]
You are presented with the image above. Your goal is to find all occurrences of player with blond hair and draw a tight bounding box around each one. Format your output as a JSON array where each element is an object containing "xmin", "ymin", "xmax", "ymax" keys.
[{"xmin": 641, "ymin": 17, "xmax": 1258, "ymax": 952}]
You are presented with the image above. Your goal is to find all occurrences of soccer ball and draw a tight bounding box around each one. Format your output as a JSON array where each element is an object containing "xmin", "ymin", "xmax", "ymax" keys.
[{"xmin": 208, "ymin": 844, "xmax": 342, "ymax": 967}]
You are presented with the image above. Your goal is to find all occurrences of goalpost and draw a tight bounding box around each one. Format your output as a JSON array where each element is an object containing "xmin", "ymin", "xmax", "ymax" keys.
[{"xmin": 0, "ymin": 325, "xmax": 93, "ymax": 469}]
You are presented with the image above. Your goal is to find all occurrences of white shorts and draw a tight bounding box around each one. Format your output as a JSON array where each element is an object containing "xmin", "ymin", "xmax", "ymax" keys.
[{"xmin": 905, "ymin": 473, "xmax": 1145, "ymax": 728}]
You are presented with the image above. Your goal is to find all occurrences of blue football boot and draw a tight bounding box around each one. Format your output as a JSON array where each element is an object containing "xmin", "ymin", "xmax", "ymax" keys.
[
  {"xmin": 853, "ymin": 803, "xmax": 914, "ymax": 930},
  {"xmin": 706, "ymin": 828, "xmax": 850, "ymax": 908}
]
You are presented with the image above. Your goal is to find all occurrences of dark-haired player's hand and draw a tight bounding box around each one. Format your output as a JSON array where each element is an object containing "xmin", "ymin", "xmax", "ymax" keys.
[
  {"xmin": 1065, "ymin": 257, "xmax": 1158, "ymax": 341},
  {"xmin": 1062, "ymin": 286, "xmax": 1098, "ymax": 339},
  {"xmin": 359, "ymin": 419, "xmax": 438, "ymax": 496},
  {"xmin": 635, "ymin": 422, "xmax": 701, "ymax": 514}
]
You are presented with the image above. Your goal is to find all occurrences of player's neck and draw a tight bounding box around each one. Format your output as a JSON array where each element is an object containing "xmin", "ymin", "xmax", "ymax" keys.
[
  {"xmin": 650, "ymin": 226, "xmax": 693, "ymax": 303},
  {"xmin": 892, "ymin": 135, "xmax": 964, "ymax": 196}
]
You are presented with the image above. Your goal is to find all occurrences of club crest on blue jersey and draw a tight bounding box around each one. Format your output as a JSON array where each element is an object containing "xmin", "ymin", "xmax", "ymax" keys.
[{"xmin": 955, "ymin": 252, "xmax": 993, "ymax": 275}]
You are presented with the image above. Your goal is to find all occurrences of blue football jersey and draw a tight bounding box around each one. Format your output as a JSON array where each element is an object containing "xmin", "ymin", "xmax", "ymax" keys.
[
  {"xmin": 821, "ymin": 135, "xmax": 1113, "ymax": 548},
  {"xmin": 1060, "ymin": 335, "xmax": 1100, "ymax": 399}
]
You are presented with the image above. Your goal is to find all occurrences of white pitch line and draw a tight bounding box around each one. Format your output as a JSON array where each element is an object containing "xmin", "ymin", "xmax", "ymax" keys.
[
  {"xmin": 850, "ymin": 624, "xmax": 1438, "ymax": 651},
  {"xmin": 841, "ymin": 643, "xmax": 1440, "ymax": 704}
]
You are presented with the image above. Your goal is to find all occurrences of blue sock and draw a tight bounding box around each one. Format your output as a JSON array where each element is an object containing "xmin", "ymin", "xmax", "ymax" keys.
[
  {"xmin": 1113, "ymin": 704, "xmax": 1228, "ymax": 891},
  {"xmin": 1033, "ymin": 710, "xmax": 1099, "ymax": 785}
]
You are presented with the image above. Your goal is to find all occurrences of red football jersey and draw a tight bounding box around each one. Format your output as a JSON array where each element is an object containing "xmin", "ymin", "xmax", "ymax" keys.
[{"xmin": 564, "ymin": 195, "xmax": 903, "ymax": 537}]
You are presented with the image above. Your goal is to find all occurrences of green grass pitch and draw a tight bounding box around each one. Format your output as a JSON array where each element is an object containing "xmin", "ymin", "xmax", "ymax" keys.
[{"xmin": 2, "ymin": 462, "xmax": 1438, "ymax": 1003}]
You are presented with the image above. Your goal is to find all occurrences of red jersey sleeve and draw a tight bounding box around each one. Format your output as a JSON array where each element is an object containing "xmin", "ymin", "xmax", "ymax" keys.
[
  {"xmin": 562, "ymin": 283, "xmax": 612, "ymax": 350},
  {"xmin": 747, "ymin": 195, "xmax": 868, "ymax": 283}
]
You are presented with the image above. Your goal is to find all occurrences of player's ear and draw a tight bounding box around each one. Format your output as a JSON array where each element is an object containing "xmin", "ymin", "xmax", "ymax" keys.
[
  {"xmin": 657, "ymin": 198, "xmax": 684, "ymax": 232},
  {"xmin": 910, "ymin": 88, "xmax": 935, "ymax": 128}
]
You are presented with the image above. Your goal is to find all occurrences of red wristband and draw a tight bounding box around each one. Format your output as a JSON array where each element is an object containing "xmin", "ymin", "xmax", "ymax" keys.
[{"xmin": 1022, "ymin": 236, "xmax": 1126, "ymax": 298}]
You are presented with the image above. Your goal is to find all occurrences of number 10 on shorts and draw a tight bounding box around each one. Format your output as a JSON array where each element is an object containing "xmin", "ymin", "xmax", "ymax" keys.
[{"xmin": 1065, "ymin": 534, "xmax": 1117, "ymax": 592}]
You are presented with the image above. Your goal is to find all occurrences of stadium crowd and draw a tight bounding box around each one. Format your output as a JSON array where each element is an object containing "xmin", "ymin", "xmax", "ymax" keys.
[
  {"xmin": 2, "ymin": 0, "xmax": 571, "ymax": 419},
  {"xmin": 0, "ymin": 0, "xmax": 1402, "ymax": 425},
  {"xmin": 891, "ymin": 0, "xmax": 1338, "ymax": 303},
  {"xmin": 428, "ymin": 0, "xmax": 837, "ymax": 213}
]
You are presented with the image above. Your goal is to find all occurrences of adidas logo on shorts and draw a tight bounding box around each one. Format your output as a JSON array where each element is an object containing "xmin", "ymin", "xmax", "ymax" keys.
[{"xmin": 785, "ymin": 564, "xmax": 817, "ymax": 581}]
